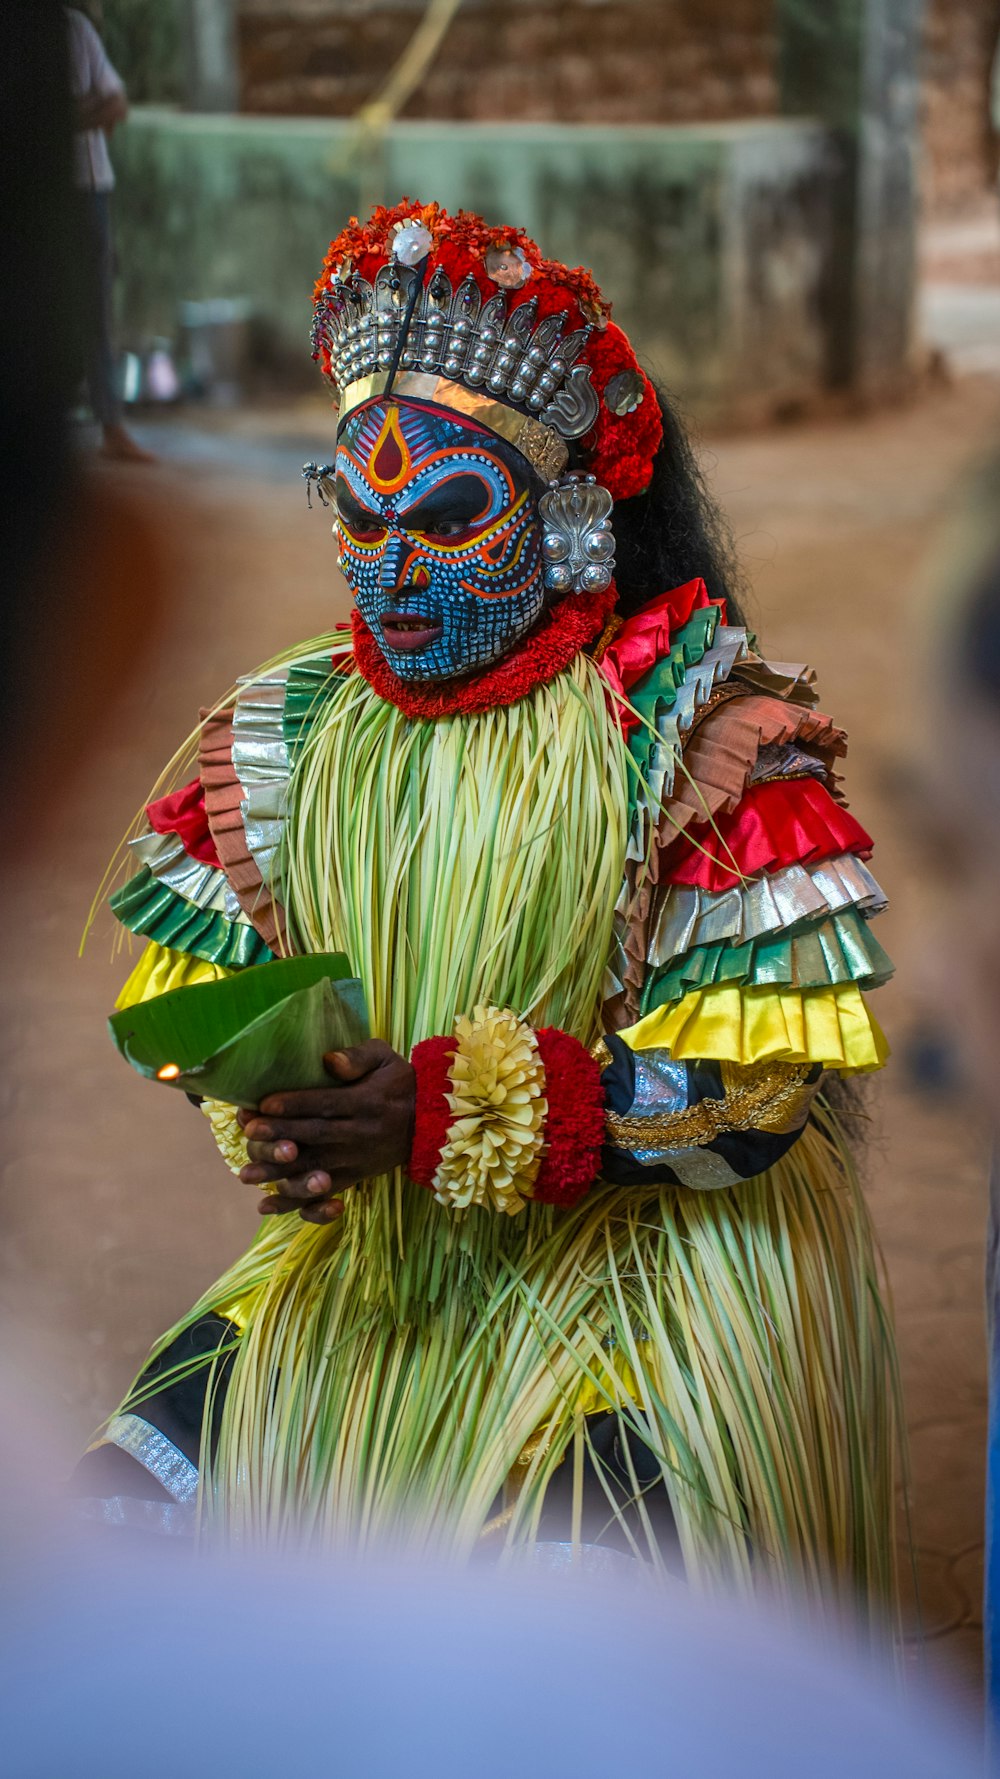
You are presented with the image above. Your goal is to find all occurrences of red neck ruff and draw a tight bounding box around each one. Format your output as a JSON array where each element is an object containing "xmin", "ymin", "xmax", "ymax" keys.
[{"xmin": 350, "ymin": 585, "xmax": 617, "ymax": 720}]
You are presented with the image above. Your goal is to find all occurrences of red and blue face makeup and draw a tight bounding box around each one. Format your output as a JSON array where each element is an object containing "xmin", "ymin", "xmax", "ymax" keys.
[{"xmin": 336, "ymin": 398, "xmax": 548, "ymax": 682}]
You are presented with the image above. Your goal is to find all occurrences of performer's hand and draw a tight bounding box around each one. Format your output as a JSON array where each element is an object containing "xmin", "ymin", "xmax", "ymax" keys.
[{"xmin": 236, "ymin": 1041, "xmax": 415, "ymax": 1225}]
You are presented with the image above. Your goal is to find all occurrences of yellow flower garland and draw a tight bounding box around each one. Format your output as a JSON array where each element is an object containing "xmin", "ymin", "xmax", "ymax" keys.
[
  {"xmin": 200, "ymin": 1097, "xmax": 250, "ymax": 1175},
  {"xmin": 433, "ymin": 1005, "xmax": 547, "ymax": 1215}
]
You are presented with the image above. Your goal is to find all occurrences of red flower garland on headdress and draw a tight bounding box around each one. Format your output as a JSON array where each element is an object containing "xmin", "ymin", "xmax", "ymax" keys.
[{"xmin": 314, "ymin": 199, "xmax": 663, "ymax": 503}]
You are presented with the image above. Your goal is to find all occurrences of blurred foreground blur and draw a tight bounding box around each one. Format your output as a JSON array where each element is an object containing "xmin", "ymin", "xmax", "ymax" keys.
[
  {"xmin": 0, "ymin": 1537, "xmax": 986, "ymax": 1777},
  {"xmin": 0, "ymin": 1363, "xmax": 986, "ymax": 1779}
]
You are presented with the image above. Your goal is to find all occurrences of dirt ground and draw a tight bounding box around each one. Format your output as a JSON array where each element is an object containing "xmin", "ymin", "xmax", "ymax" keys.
[{"xmin": 4, "ymin": 369, "xmax": 999, "ymax": 1702}]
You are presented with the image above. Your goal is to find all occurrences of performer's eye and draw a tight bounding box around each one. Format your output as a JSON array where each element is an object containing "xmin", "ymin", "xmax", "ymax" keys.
[
  {"xmin": 343, "ymin": 518, "xmax": 387, "ymax": 543},
  {"xmin": 337, "ymin": 495, "xmax": 386, "ymax": 543},
  {"xmin": 402, "ymin": 473, "xmax": 492, "ymax": 541},
  {"xmin": 418, "ymin": 518, "xmax": 471, "ymax": 540}
]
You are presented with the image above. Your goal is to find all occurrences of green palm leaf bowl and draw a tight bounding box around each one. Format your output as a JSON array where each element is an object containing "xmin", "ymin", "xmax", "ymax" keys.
[{"xmin": 108, "ymin": 954, "xmax": 369, "ymax": 1108}]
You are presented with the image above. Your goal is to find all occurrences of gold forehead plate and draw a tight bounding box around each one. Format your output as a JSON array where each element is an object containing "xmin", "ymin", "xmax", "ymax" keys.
[{"xmin": 338, "ymin": 373, "xmax": 569, "ymax": 481}]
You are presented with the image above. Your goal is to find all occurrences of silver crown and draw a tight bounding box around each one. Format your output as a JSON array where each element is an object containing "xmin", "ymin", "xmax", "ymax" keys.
[{"xmin": 311, "ymin": 263, "xmax": 602, "ymax": 441}]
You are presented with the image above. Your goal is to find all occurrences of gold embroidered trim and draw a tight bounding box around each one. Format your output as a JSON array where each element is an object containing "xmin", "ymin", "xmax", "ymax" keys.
[
  {"xmin": 605, "ymin": 1059, "xmax": 815, "ymax": 1152},
  {"xmin": 683, "ymin": 680, "xmax": 753, "ymax": 736},
  {"xmin": 340, "ymin": 373, "xmax": 569, "ymax": 479}
]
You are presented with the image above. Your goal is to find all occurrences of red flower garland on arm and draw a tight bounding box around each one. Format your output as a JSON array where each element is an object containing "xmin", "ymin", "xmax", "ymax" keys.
[
  {"xmin": 531, "ymin": 1028, "xmax": 606, "ymax": 1208},
  {"xmin": 408, "ymin": 1022, "xmax": 605, "ymax": 1210},
  {"xmin": 408, "ymin": 1035, "xmax": 457, "ymax": 1190}
]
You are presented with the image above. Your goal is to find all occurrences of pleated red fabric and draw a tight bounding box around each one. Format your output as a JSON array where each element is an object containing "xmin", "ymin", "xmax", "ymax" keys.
[{"xmin": 660, "ymin": 777, "xmax": 873, "ymax": 893}]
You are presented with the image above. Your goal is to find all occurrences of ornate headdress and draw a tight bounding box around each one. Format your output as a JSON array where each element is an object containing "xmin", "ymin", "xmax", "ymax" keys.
[{"xmin": 311, "ymin": 200, "xmax": 663, "ymax": 505}]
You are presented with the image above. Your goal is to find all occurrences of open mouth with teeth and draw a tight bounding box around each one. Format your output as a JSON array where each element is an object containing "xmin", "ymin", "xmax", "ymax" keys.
[{"xmin": 380, "ymin": 611, "xmax": 444, "ymax": 652}]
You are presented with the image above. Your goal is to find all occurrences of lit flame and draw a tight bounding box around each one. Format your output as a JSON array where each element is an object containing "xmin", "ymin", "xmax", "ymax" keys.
[{"xmin": 157, "ymin": 1062, "xmax": 182, "ymax": 1081}]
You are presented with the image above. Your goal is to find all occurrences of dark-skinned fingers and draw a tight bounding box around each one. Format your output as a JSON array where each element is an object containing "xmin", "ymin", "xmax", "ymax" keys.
[
  {"xmin": 298, "ymin": 1197, "xmax": 346, "ymax": 1225},
  {"xmin": 243, "ymin": 1110, "xmax": 372, "ymax": 1148},
  {"xmin": 240, "ymin": 1156, "xmax": 312, "ymax": 1188},
  {"xmin": 258, "ymin": 1185, "xmax": 347, "ymax": 1219},
  {"xmin": 241, "ymin": 1129, "xmax": 369, "ymax": 1183},
  {"xmin": 239, "ymin": 1142, "xmax": 299, "ymax": 1184},
  {"xmin": 240, "ymin": 1157, "xmax": 322, "ymax": 1187},
  {"xmin": 321, "ymin": 1039, "xmax": 397, "ymax": 1083},
  {"xmin": 245, "ymin": 1138, "xmax": 298, "ymax": 1167},
  {"xmin": 259, "ymin": 1165, "xmax": 358, "ymax": 1205},
  {"xmin": 256, "ymin": 1081, "xmax": 373, "ymax": 1123},
  {"xmin": 245, "ymin": 1159, "xmax": 330, "ymax": 1202},
  {"xmin": 259, "ymin": 1194, "xmax": 328, "ymax": 1217},
  {"xmin": 256, "ymin": 1170, "xmax": 332, "ymax": 1208}
]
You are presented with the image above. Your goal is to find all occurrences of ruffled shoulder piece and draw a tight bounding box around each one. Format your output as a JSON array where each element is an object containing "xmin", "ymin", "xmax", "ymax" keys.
[
  {"xmin": 199, "ymin": 646, "xmax": 345, "ymax": 953},
  {"xmin": 110, "ymin": 820, "xmax": 273, "ymax": 969},
  {"xmin": 620, "ymin": 617, "xmax": 755, "ymax": 848},
  {"xmin": 145, "ymin": 777, "xmax": 220, "ymax": 866},
  {"xmin": 602, "ymin": 850, "xmax": 889, "ymax": 1031},
  {"xmin": 620, "ymin": 980, "xmax": 889, "ymax": 1074},
  {"xmin": 660, "ymin": 778, "xmax": 873, "ymax": 895},
  {"xmin": 599, "ymin": 594, "xmax": 893, "ymax": 1038},
  {"xmin": 731, "ymin": 654, "xmax": 819, "ymax": 707},
  {"xmin": 648, "ymin": 853, "xmax": 888, "ymax": 962},
  {"xmin": 663, "ymin": 695, "xmax": 848, "ymax": 842},
  {"xmin": 641, "ymin": 907, "xmax": 894, "ymax": 1013},
  {"xmin": 603, "ymin": 599, "xmax": 887, "ymax": 1025}
]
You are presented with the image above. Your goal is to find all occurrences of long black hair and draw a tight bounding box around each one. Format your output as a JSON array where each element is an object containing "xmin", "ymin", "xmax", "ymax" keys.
[{"xmin": 609, "ymin": 386, "xmax": 749, "ymax": 625}]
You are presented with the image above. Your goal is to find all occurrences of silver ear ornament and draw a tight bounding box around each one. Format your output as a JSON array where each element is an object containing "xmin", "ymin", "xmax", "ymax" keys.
[{"xmin": 538, "ymin": 473, "xmax": 616, "ymax": 595}]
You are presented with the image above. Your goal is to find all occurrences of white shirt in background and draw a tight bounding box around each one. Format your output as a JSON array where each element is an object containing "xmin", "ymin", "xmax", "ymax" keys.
[{"xmin": 66, "ymin": 7, "xmax": 124, "ymax": 192}]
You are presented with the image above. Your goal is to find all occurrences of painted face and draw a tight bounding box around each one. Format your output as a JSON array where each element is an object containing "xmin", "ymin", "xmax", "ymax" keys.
[{"xmin": 335, "ymin": 399, "xmax": 547, "ymax": 680}]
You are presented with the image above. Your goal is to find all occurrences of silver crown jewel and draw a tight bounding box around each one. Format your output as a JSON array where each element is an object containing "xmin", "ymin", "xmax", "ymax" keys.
[{"xmin": 312, "ymin": 265, "xmax": 601, "ymax": 441}]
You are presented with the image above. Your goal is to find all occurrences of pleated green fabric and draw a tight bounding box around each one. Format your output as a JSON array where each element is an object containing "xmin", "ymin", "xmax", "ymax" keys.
[
  {"xmin": 110, "ymin": 867, "xmax": 273, "ymax": 969},
  {"xmin": 641, "ymin": 907, "xmax": 894, "ymax": 1013},
  {"xmin": 283, "ymin": 652, "xmax": 343, "ymax": 763},
  {"xmin": 628, "ymin": 605, "xmax": 720, "ymax": 784}
]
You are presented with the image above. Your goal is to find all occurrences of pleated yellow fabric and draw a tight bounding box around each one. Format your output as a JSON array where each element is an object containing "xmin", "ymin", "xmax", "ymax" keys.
[
  {"xmin": 115, "ymin": 939, "xmax": 230, "ymax": 1011},
  {"xmin": 619, "ymin": 980, "xmax": 889, "ymax": 1071}
]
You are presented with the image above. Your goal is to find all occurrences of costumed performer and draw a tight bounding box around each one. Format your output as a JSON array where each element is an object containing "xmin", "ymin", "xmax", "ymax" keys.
[{"xmin": 77, "ymin": 202, "xmax": 903, "ymax": 1630}]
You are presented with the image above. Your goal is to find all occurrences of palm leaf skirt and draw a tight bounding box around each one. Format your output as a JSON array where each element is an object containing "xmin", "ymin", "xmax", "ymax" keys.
[
  {"xmin": 117, "ymin": 653, "xmax": 902, "ymax": 1635},
  {"xmin": 158, "ymin": 1096, "xmax": 900, "ymax": 1638}
]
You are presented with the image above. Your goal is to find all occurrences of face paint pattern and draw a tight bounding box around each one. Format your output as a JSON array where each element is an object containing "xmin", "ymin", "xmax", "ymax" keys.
[{"xmin": 336, "ymin": 401, "xmax": 547, "ymax": 681}]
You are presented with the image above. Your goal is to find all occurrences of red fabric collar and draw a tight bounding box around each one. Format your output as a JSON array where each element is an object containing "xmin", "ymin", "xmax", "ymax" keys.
[{"xmin": 350, "ymin": 585, "xmax": 617, "ymax": 720}]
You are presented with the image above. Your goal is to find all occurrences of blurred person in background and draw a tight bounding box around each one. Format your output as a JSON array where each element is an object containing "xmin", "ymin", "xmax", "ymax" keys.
[
  {"xmin": 77, "ymin": 199, "xmax": 904, "ymax": 1643},
  {"xmin": 933, "ymin": 456, "xmax": 1000, "ymax": 1724},
  {"xmin": 66, "ymin": 4, "xmax": 155, "ymax": 465},
  {"xmin": 1, "ymin": 0, "xmax": 168, "ymax": 848}
]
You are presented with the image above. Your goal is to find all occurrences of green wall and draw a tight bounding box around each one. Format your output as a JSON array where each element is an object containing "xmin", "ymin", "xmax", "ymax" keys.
[{"xmin": 113, "ymin": 109, "xmax": 839, "ymax": 419}]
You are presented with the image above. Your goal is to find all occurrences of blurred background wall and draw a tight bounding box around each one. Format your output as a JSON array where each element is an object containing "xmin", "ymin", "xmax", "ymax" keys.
[
  {"xmin": 230, "ymin": 0, "xmax": 997, "ymax": 218},
  {"xmin": 82, "ymin": 0, "xmax": 1000, "ymax": 424},
  {"xmin": 103, "ymin": 0, "xmax": 998, "ymax": 220}
]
